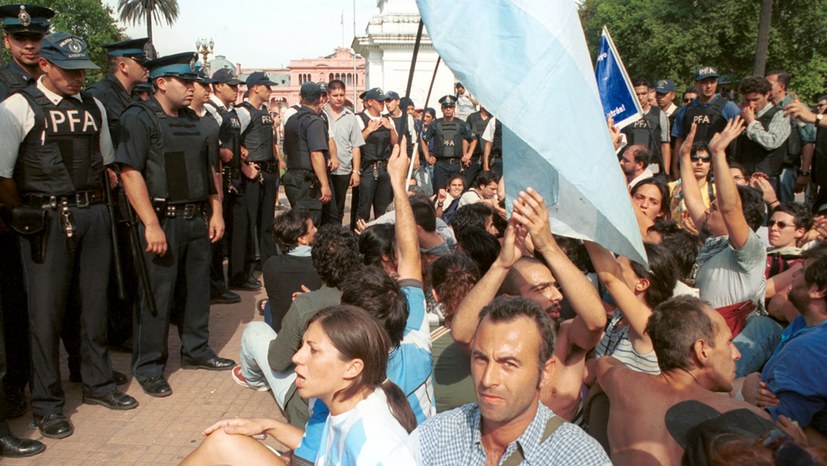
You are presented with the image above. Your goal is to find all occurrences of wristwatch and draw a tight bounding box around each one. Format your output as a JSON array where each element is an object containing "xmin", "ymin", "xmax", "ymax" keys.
[{"xmin": 816, "ymin": 113, "xmax": 824, "ymax": 126}]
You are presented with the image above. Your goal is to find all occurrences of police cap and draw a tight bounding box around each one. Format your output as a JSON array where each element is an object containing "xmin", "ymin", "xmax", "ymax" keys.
[
  {"xmin": 362, "ymin": 87, "xmax": 385, "ymax": 102},
  {"xmin": 102, "ymin": 37, "xmax": 149, "ymax": 63},
  {"xmin": 193, "ymin": 68, "xmax": 212, "ymax": 85},
  {"xmin": 300, "ymin": 82, "xmax": 322, "ymax": 100},
  {"xmin": 0, "ymin": 4, "xmax": 53, "ymax": 34},
  {"xmin": 694, "ymin": 66, "xmax": 719, "ymax": 81},
  {"xmin": 317, "ymin": 82, "xmax": 328, "ymax": 94},
  {"xmin": 146, "ymin": 52, "xmax": 197, "ymax": 80},
  {"xmin": 246, "ymin": 71, "xmax": 276, "ymax": 87},
  {"xmin": 655, "ymin": 79, "xmax": 675, "ymax": 94},
  {"xmin": 134, "ymin": 81, "xmax": 152, "ymax": 92},
  {"xmin": 384, "ymin": 90, "xmax": 400, "ymax": 101},
  {"xmin": 39, "ymin": 32, "xmax": 99, "ymax": 70},
  {"xmin": 438, "ymin": 95, "xmax": 457, "ymax": 107},
  {"xmin": 211, "ymin": 67, "xmax": 241, "ymax": 85}
]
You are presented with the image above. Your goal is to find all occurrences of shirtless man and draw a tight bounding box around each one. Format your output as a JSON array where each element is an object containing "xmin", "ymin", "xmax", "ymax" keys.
[
  {"xmin": 452, "ymin": 188, "xmax": 607, "ymax": 421},
  {"xmin": 596, "ymin": 295, "xmax": 768, "ymax": 465}
]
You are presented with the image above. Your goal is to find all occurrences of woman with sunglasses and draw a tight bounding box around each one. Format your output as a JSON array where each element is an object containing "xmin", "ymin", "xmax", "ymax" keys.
[
  {"xmin": 669, "ymin": 145, "xmax": 717, "ymax": 222},
  {"xmin": 181, "ymin": 305, "xmax": 417, "ymax": 466}
]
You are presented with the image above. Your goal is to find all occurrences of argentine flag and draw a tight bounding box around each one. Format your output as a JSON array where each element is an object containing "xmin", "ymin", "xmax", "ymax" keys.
[{"xmin": 416, "ymin": 0, "xmax": 647, "ymax": 264}]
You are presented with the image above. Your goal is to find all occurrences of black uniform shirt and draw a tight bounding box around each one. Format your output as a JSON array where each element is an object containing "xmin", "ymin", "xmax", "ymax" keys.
[
  {"xmin": 86, "ymin": 74, "xmax": 133, "ymax": 146},
  {"xmin": 0, "ymin": 60, "xmax": 35, "ymax": 102}
]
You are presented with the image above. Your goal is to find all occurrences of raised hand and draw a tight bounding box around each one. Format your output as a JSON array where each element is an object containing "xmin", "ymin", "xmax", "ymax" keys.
[{"xmin": 708, "ymin": 116, "xmax": 745, "ymax": 154}]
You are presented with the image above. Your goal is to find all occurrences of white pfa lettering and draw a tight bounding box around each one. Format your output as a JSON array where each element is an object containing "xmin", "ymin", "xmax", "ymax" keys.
[
  {"xmin": 67, "ymin": 110, "xmax": 81, "ymax": 131},
  {"xmin": 49, "ymin": 110, "xmax": 65, "ymax": 131},
  {"xmin": 48, "ymin": 110, "xmax": 98, "ymax": 132},
  {"xmin": 692, "ymin": 115, "xmax": 711, "ymax": 124},
  {"xmin": 82, "ymin": 111, "xmax": 98, "ymax": 132}
]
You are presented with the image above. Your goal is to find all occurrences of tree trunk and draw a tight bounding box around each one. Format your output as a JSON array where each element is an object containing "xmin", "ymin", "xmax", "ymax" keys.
[
  {"xmin": 753, "ymin": 0, "xmax": 772, "ymax": 75},
  {"xmin": 146, "ymin": 0, "xmax": 156, "ymax": 59}
]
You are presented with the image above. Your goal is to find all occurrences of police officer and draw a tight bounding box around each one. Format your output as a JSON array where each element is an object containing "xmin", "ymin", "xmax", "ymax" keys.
[
  {"xmin": 0, "ymin": 3, "xmax": 53, "ymax": 421},
  {"xmin": 0, "ymin": 3, "xmax": 53, "ymax": 99},
  {"xmin": 622, "ymin": 79, "xmax": 671, "ymax": 175},
  {"xmin": 357, "ymin": 87, "xmax": 397, "ymax": 221},
  {"xmin": 424, "ymin": 95, "xmax": 475, "ymax": 193},
  {"xmin": 0, "ymin": 32, "xmax": 138, "ymax": 439},
  {"xmin": 671, "ymin": 66, "xmax": 741, "ymax": 156},
  {"xmin": 235, "ymin": 71, "xmax": 278, "ymax": 282},
  {"xmin": 204, "ymin": 68, "xmax": 248, "ymax": 302},
  {"xmin": 117, "ymin": 52, "xmax": 235, "ymax": 398},
  {"xmin": 464, "ymin": 105, "xmax": 491, "ymax": 185},
  {"xmin": 481, "ymin": 115, "xmax": 504, "ymax": 179},
  {"xmin": 283, "ymin": 82, "xmax": 332, "ymax": 225}
]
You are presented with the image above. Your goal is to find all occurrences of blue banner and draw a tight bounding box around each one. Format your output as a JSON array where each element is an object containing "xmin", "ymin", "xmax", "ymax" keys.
[
  {"xmin": 595, "ymin": 27, "xmax": 642, "ymax": 129},
  {"xmin": 416, "ymin": 0, "xmax": 647, "ymax": 265}
]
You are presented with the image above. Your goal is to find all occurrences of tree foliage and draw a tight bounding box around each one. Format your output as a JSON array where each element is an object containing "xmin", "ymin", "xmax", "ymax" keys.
[{"xmin": 579, "ymin": 0, "xmax": 827, "ymax": 103}]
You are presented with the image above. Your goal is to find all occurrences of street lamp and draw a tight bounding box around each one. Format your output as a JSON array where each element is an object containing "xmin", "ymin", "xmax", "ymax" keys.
[{"xmin": 195, "ymin": 38, "xmax": 215, "ymax": 73}]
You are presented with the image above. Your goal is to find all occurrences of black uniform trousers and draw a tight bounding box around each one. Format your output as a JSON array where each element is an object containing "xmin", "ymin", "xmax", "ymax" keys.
[
  {"xmin": 244, "ymin": 170, "xmax": 278, "ymax": 268},
  {"xmin": 434, "ymin": 158, "xmax": 464, "ymax": 194},
  {"xmin": 132, "ymin": 214, "xmax": 215, "ymax": 381},
  {"xmin": 489, "ymin": 155, "xmax": 503, "ymax": 180},
  {"xmin": 212, "ymin": 190, "xmax": 248, "ymax": 286},
  {"xmin": 463, "ymin": 157, "xmax": 483, "ymax": 188},
  {"xmin": 0, "ymin": 234, "xmax": 30, "ymax": 398},
  {"xmin": 0, "ymin": 291, "xmax": 11, "ymax": 437},
  {"xmin": 326, "ymin": 173, "xmax": 352, "ymax": 225},
  {"xmin": 19, "ymin": 204, "xmax": 115, "ymax": 417},
  {"xmin": 357, "ymin": 162, "xmax": 392, "ymax": 221},
  {"xmin": 283, "ymin": 169, "xmax": 322, "ymax": 227}
]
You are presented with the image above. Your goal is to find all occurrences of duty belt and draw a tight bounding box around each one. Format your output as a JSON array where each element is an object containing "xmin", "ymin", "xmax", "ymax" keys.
[
  {"xmin": 437, "ymin": 157, "xmax": 462, "ymax": 165},
  {"xmin": 256, "ymin": 160, "xmax": 278, "ymax": 174},
  {"xmin": 23, "ymin": 190, "xmax": 105, "ymax": 209},
  {"xmin": 154, "ymin": 201, "xmax": 208, "ymax": 219}
]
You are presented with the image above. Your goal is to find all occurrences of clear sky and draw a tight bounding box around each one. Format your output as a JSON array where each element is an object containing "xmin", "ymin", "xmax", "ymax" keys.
[{"xmin": 102, "ymin": 0, "xmax": 380, "ymax": 68}]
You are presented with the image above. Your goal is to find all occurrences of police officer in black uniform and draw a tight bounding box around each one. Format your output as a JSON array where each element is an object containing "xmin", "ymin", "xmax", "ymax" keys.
[
  {"xmin": 283, "ymin": 82, "xmax": 332, "ymax": 225},
  {"xmin": 464, "ymin": 106, "xmax": 490, "ymax": 186},
  {"xmin": 622, "ymin": 79, "xmax": 670, "ymax": 174},
  {"xmin": 0, "ymin": 2, "xmax": 53, "ymax": 422},
  {"xmin": 204, "ymin": 68, "xmax": 248, "ymax": 302},
  {"xmin": 235, "ymin": 72, "xmax": 278, "ymax": 279},
  {"xmin": 482, "ymin": 115, "xmax": 504, "ymax": 179},
  {"xmin": 672, "ymin": 66, "xmax": 742, "ymax": 153},
  {"xmin": 424, "ymin": 94, "xmax": 475, "ymax": 193},
  {"xmin": 117, "ymin": 52, "xmax": 235, "ymax": 398},
  {"xmin": 0, "ymin": 32, "xmax": 138, "ymax": 439},
  {"xmin": 357, "ymin": 87, "xmax": 397, "ymax": 221}
]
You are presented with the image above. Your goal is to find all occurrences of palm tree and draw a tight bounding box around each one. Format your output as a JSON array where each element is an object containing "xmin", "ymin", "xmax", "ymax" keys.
[{"xmin": 117, "ymin": 0, "xmax": 180, "ymax": 58}]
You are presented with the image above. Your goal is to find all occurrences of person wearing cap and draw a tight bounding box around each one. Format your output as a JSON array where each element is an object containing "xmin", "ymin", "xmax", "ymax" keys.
[
  {"xmin": 0, "ymin": 31, "xmax": 138, "ymax": 439},
  {"xmin": 133, "ymin": 80, "xmax": 151, "ymax": 101},
  {"xmin": 283, "ymin": 82, "xmax": 332, "ymax": 225},
  {"xmin": 671, "ymin": 66, "xmax": 741, "ymax": 160},
  {"xmin": 654, "ymin": 79, "xmax": 678, "ymax": 120},
  {"xmin": 117, "ymin": 51, "xmax": 234, "ymax": 398},
  {"xmin": 423, "ymin": 94, "xmax": 475, "ymax": 195},
  {"xmin": 453, "ymin": 81, "xmax": 477, "ymax": 121},
  {"xmin": 235, "ymin": 71, "xmax": 279, "ymax": 280},
  {"xmin": 622, "ymin": 79, "xmax": 671, "ymax": 176},
  {"xmin": 323, "ymin": 78, "xmax": 365, "ymax": 226},
  {"xmin": 205, "ymin": 67, "xmax": 252, "ymax": 301},
  {"xmin": 356, "ymin": 87, "xmax": 398, "ymax": 221},
  {"xmin": 0, "ymin": 3, "xmax": 53, "ymax": 100}
]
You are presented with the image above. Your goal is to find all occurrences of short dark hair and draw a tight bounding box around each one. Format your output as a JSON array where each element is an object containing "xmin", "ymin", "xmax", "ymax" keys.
[
  {"xmin": 311, "ymin": 224, "xmax": 362, "ymax": 288},
  {"xmin": 630, "ymin": 243, "xmax": 678, "ymax": 308},
  {"xmin": 328, "ymin": 79, "xmax": 345, "ymax": 92},
  {"xmin": 446, "ymin": 173, "xmax": 465, "ymax": 191},
  {"xmin": 739, "ymin": 75, "xmax": 772, "ymax": 95},
  {"xmin": 772, "ymin": 202, "xmax": 813, "ymax": 231},
  {"xmin": 766, "ymin": 70, "xmax": 790, "ymax": 89},
  {"xmin": 729, "ymin": 162, "xmax": 748, "ymax": 179},
  {"xmin": 430, "ymin": 255, "xmax": 480, "ymax": 325},
  {"xmin": 273, "ymin": 209, "xmax": 312, "ymax": 252},
  {"xmin": 359, "ymin": 223, "xmax": 396, "ymax": 268},
  {"xmin": 660, "ymin": 230, "xmax": 701, "ymax": 281},
  {"xmin": 684, "ymin": 87, "xmax": 699, "ymax": 95},
  {"xmin": 424, "ymin": 107, "xmax": 436, "ymax": 119},
  {"xmin": 477, "ymin": 296, "xmax": 557, "ymax": 368},
  {"xmin": 473, "ymin": 170, "xmax": 499, "ymax": 189},
  {"xmin": 450, "ymin": 203, "xmax": 493, "ymax": 235},
  {"xmin": 626, "ymin": 145, "xmax": 652, "ymax": 166},
  {"xmin": 633, "ymin": 78, "xmax": 651, "ymax": 89},
  {"xmin": 499, "ymin": 256, "xmax": 546, "ymax": 296},
  {"xmin": 456, "ymin": 227, "xmax": 500, "ymax": 274},
  {"xmin": 737, "ymin": 185, "xmax": 766, "ymax": 232},
  {"xmin": 804, "ymin": 256, "xmax": 827, "ymax": 295},
  {"xmin": 411, "ymin": 199, "xmax": 437, "ymax": 232},
  {"xmin": 646, "ymin": 295, "xmax": 717, "ymax": 372},
  {"xmin": 340, "ymin": 266, "xmax": 408, "ymax": 348}
]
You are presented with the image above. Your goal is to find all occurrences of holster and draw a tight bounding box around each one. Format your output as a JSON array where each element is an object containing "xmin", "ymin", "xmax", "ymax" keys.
[{"xmin": 11, "ymin": 206, "xmax": 48, "ymax": 264}]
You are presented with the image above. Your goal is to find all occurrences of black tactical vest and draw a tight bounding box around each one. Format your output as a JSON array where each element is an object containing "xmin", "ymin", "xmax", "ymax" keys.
[
  {"xmin": 733, "ymin": 106, "xmax": 788, "ymax": 177},
  {"xmin": 283, "ymin": 108, "xmax": 319, "ymax": 171},
  {"xmin": 238, "ymin": 101, "xmax": 275, "ymax": 163},
  {"xmin": 466, "ymin": 112, "xmax": 490, "ymax": 157},
  {"xmin": 392, "ymin": 113, "xmax": 413, "ymax": 155},
  {"xmin": 15, "ymin": 88, "xmax": 104, "ymax": 195},
  {"xmin": 205, "ymin": 101, "xmax": 242, "ymax": 168},
  {"xmin": 682, "ymin": 97, "xmax": 728, "ymax": 146},
  {"xmin": 0, "ymin": 61, "xmax": 34, "ymax": 101},
  {"xmin": 783, "ymin": 117, "xmax": 803, "ymax": 166},
  {"xmin": 359, "ymin": 112, "xmax": 391, "ymax": 164},
  {"xmin": 86, "ymin": 74, "xmax": 132, "ymax": 147},
  {"xmin": 623, "ymin": 106, "xmax": 662, "ymax": 153},
  {"xmin": 434, "ymin": 118, "xmax": 463, "ymax": 159},
  {"xmin": 132, "ymin": 98, "xmax": 212, "ymax": 202},
  {"xmin": 814, "ymin": 127, "xmax": 827, "ymax": 187},
  {"xmin": 491, "ymin": 119, "xmax": 503, "ymax": 156}
]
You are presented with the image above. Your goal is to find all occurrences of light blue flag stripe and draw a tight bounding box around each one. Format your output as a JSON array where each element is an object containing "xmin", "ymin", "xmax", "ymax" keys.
[{"xmin": 416, "ymin": 0, "xmax": 647, "ymax": 265}]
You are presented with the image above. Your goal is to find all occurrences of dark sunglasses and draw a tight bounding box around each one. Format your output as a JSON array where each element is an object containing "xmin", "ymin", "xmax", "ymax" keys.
[
  {"xmin": 768, "ymin": 220, "xmax": 795, "ymax": 229},
  {"xmin": 682, "ymin": 98, "xmax": 692, "ymax": 103},
  {"xmin": 690, "ymin": 155, "xmax": 711, "ymax": 162}
]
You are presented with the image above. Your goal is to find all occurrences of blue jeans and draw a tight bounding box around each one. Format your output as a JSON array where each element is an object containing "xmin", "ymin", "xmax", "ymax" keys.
[
  {"xmin": 734, "ymin": 314, "xmax": 783, "ymax": 377},
  {"xmin": 239, "ymin": 322, "xmax": 297, "ymax": 408},
  {"xmin": 779, "ymin": 166, "xmax": 797, "ymax": 204}
]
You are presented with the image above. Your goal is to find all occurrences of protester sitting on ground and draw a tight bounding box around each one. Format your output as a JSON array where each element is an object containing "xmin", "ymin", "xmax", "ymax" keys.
[
  {"xmin": 181, "ymin": 306, "xmax": 418, "ymax": 466},
  {"xmin": 232, "ymin": 225, "xmax": 361, "ymax": 426},
  {"xmin": 409, "ymin": 296, "xmax": 610, "ymax": 465},
  {"xmin": 450, "ymin": 202, "xmax": 498, "ymax": 237},
  {"xmin": 737, "ymin": 249, "xmax": 827, "ymax": 447},
  {"xmin": 455, "ymin": 227, "xmax": 500, "ymax": 275},
  {"xmin": 764, "ymin": 203, "xmax": 811, "ymax": 278},
  {"xmin": 660, "ymin": 229, "xmax": 703, "ymax": 297},
  {"xmin": 429, "ymin": 255, "xmax": 481, "ymax": 412},
  {"xmin": 679, "ymin": 118, "xmax": 780, "ymax": 377},
  {"xmin": 669, "ymin": 144, "xmax": 716, "ymax": 221},
  {"xmin": 262, "ymin": 209, "xmax": 321, "ymax": 331},
  {"xmin": 359, "ymin": 223, "xmax": 398, "ymax": 278},
  {"xmin": 410, "ymin": 198, "xmax": 453, "ymax": 261},
  {"xmin": 458, "ymin": 170, "xmax": 499, "ymax": 208},
  {"xmin": 587, "ymin": 241, "xmax": 678, "ymax": 376},
  {"xmin": 596, "ymin": 295, "xmax": 769, "ymax": 465},
  {"xmin": 435, "ymin": 173, "xmax": 465, "ymax": 224},
  {"xmin": 451, "ymin": 189, "xmax": 607, "ymax": 422}
]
